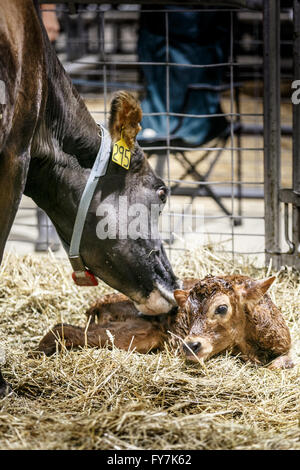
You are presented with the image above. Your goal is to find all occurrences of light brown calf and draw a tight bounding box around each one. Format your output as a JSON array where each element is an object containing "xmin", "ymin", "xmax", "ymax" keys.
[{"xmin": 37, "ymin": 276, "xmax": 293, "ymax": 369}]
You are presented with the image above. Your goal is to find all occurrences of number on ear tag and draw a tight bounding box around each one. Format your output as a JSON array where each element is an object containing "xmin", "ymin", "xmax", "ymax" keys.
[{"xmin": 112, "ymin": 136, "xmax": 131, "ymax": 170}]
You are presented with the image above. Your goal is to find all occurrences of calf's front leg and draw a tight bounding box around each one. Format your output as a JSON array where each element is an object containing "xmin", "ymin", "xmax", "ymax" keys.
[{"xmin": 0, "ymin": 150, "xmax": 31, "ymax": 395}]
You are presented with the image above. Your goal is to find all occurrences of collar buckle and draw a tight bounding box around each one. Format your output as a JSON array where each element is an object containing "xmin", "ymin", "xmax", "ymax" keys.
[
  {"xmin": 69, "ymin": 254, "xmax": 98, "ymax": 286},
  {"xmin": 72, "ymin": 270, "xmax": 98, "ymax": 286}
]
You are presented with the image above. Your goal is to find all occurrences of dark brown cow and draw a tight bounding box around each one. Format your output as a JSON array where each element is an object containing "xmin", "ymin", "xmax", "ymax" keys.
[{"xmin": 0, "ymin": 1, "xmax": 178, "ymax": 395}]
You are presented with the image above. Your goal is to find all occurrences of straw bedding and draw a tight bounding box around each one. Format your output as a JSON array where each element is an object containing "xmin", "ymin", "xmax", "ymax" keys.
[{"xmin": 0, "ymin": 250, "xmax": 299, "ymax": 450}]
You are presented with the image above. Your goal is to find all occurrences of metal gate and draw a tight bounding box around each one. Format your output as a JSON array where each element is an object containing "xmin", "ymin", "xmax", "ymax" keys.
[{"xmin": 7, "ymin": 0, "xmax": 299, "ymax": 270}]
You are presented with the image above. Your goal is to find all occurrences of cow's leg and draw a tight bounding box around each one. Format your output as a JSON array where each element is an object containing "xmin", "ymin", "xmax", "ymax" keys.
[
  {"xmin": 0, "ymin": 150, "xmax": 31, "ymax": 395},
  {"xmin": 0, "ymin": 150, "xmax": 30, "ymax": 260}
]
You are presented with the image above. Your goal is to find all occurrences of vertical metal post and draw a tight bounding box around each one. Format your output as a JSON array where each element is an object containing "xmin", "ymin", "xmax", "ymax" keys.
[
  {"xmin": 99, "ymin": 11, "xmax": 107, "ymax": 127},
  {"xmin": 263, "ymin": 0, "xmax": 281, "ymax": 269},
  {"xmin": 293, "ymin": 0, "xmax": 300, "ymax": 196},
  {"xmin": 229, "ymin": 11, "xmax": 235, "ymax": 263},
  {"xmin": 293, "ymin": 0, "xmax": 300, "ymax": 259},
  {"xmin": 165, "ymin": 11, "xmax": 172, "ymax": 258}
]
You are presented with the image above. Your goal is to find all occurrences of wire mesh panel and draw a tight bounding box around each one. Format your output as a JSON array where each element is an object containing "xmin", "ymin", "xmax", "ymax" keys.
[{"xmin": 7, "ymin": 1, "xmax": 298, "ymax": 269}]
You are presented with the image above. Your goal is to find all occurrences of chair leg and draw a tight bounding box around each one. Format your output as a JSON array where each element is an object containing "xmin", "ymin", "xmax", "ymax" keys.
[
  {"xmin": 196, "ymin": 183, "xmax": 232, "ymax": 218},
  {"xmin": 235, "ymin": 86, "xmax": 243, "ymax": 225},
  {"xmin": 173, "ymin": 151, "xmax": 240, "ymax": 223},
  {"xmin": 235, "ymin": 142, "xmax": 243, "ymax": 227},
  {"xmin": 155, "ymin": 152, "xmax": 167, "ymax": 178},
  {"xmin": 35, "ymin": 208, "xmax": 60, "ymax": 252}
]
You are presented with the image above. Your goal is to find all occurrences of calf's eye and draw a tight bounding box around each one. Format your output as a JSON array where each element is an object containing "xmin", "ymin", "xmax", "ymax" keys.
[{"xmin": 215, "ymin": 305, "xmax": 228, "ymax": 315}]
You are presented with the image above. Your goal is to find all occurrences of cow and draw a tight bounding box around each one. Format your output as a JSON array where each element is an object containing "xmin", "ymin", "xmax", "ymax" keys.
[
  {"xmin": 0, "ymin": 0, "xmax": 178, "ymax": 395},
  {"xmin": 37, "ymin": 275, "xmax": 293, "ymax": 370}
]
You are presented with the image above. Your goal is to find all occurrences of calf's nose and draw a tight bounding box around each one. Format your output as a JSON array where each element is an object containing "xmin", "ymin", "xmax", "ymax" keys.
[{"xmin": 183, "ymin": 341, "xmax": 202, "ymax": 355}]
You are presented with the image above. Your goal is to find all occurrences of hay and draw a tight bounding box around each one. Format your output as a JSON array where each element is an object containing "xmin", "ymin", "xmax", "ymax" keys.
[{"xmin": 0, "ymin": 249, "xmax": 299, "ymax": 450}]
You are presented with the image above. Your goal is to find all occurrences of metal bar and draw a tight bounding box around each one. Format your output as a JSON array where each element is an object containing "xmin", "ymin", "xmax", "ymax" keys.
[
  {"xmin": 99, "ymin": 11, "xmax": 107, "ymax": 126},
  {"xmin": 88, "ymin": 111, "xmax": 264, "ymax": 118},
  {"xmin": 141, "ymin": 146, "xmax": 264, "ymax": 151},
  {"xmin": 161, "ymin": 247, "xmax": 266, "ymax": 254},
  {"xmin": 283, "ymin": 203, "xmax": 295, "ymax": 253},
  {"xmin": 263, "ymin": 0, "xmax": 281, "ymax": 267},
  {"xmin": 143, "ymin": 112, "xmax": 263, "ymax": 118},
  {"xmin": 168, "ymin": 179, "xmax": 264, "ymax": 185},
  {"xmin": 278, "ymin": 251, "xmax": 300, "ymax": 269},
  {"xmin": 230, "ymin": 11, "xmax": 236, "ymax": 260},
  {"xmin": 234, "ymin": 12, "xmax": 243, "ymax": 222},
  {"xmin": 170, "ymin": 186, "xmax": 264, "ymax": 199},
  {"xmin": 164, "ymin": 213, "xmax": 264, "ymax": 220},
  {"xmin": 161, "ymin": 231, "xmax": 265, "ymax": 237},
  {"xmin": 38, "ymin": 1, "xmax": 263, "ymax": 9},
  {"xmin": 64, "ymin": 60, "xmax": 259, "ymax": 69},
  {"xmin": 293, "ymin": 0, "xmax": 300, "ymax": 195},
  {"xmin": 292, "ymin": 205, "xmax": 300, "ymax": 258},
  {"xmin": 279, "ymin": 188, "xmax": 300, "ymax": 205},
  {"xmin": 165, "ymin": 11, "xmax": 172, "ymax": 260}
]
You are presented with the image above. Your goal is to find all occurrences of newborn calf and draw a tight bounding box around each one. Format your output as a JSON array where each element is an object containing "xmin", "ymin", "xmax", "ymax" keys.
[
  {"xmin": 174, "ymin": 275, "xmax": 293, "ymax": 369},
  {"xmin": 37, "ymin": 276, "xmax": 293, "ymax": 369}
]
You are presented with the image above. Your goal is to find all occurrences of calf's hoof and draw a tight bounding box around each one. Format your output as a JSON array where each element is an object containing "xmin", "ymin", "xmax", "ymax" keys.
[{"xmin": 267, "ymin": 354, "xmax": 295, "ymax": 370}]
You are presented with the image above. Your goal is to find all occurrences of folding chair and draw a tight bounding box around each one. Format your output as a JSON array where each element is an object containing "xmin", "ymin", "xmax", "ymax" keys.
[
  {"xmin": 138, "ymin": 83, "xmax": 242, "ymax": 225},
  {"xmin": 137, "ymin": 7, "xmax": 242, "ymax": 226}
]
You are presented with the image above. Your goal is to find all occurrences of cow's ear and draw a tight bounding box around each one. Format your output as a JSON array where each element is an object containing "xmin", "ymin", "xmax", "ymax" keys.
[
  {"xmin": 109, "ymin": 91, "xmax": 142, "ymax": 150},
  {"xmin": 174, "ymin": 289, "xmax": 189, "ymax": 309},
  {"xmin": 237, "ymin": 276, "xmax": 276, "ymax": 305}
]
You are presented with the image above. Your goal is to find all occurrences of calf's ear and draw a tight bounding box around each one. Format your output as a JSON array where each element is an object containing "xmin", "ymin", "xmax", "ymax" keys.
[
  {"xmin": 174, "ymin": 289, "xmax": 189, "ymax": 309},
  {"xmin": 238, "ymin": 276, "xmax": 276, "ymax": 305},
  {"xmin": 109, "ymin": 91, "xmax": 142, "ymax": 149},
  {"xmin": 255, "ymin": 276, "xmax": 276, "ymax": 294}
]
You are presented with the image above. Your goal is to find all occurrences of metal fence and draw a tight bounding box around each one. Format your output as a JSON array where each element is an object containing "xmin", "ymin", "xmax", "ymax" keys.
[{"xmin": 7, "ymin": 1, "xmax": 300, "ymax": 270}]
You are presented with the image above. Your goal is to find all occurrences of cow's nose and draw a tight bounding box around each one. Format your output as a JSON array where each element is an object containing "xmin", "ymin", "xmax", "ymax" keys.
[{"xmin": 183, "ymin": 341, "xmax": 201, "ymax": 355}]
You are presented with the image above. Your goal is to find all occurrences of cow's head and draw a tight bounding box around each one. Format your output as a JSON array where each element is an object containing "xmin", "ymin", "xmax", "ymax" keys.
[{"xmin": 81, "ymin": 92, "xmax": 179, "ymax": 315}]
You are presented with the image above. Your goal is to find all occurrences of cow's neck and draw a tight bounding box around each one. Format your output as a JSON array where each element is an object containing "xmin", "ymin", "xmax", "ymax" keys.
[
  {"xmin": 27, "ymin": 45, "xmax": 102, "ymax": 245},
  {"xmin": 25, "ymin": 146, "xmax": 91, "ymax": 248},
  {"xmin": 32, "ymin": 45, "xmax": 101, "ymax": 167}
]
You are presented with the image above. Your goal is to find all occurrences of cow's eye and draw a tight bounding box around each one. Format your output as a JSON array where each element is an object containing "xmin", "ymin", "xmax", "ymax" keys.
[
  {"xmin": 157, "ymin": 187, "xmax": 168, "ymax": 203},
  {"xmin": 215, "ymin": 305, "xmax": 228, "ymax": 315}
]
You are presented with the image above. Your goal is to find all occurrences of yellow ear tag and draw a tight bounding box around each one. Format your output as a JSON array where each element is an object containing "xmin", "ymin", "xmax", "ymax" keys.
[{"xmin": 112, "ymin": 130, "xmax": 131, "ymax": 170}]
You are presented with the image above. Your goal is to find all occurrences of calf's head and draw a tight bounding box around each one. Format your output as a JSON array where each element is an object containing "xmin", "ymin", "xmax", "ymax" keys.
[
  {"xmin": 81, "ymin": 91, "xmax": 179, "ymax": 315},
  {"xmin": 174, "ymin": 275, "xmax": 276, "ymax": 361}
]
